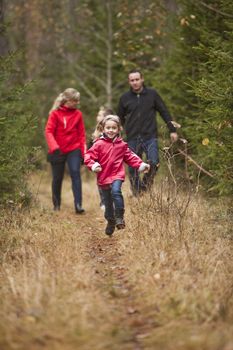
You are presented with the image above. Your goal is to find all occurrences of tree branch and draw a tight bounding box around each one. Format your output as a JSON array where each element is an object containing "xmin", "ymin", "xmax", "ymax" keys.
[
  {"xmin": 75, "ymin": 65, "xmax": 106, "ymax": 89},
  {"xmin": 197, "ymin": 1, "xmax": 233, "ymax": 18},
  {"xmin": 77, "ymin": 79, "xmax": 98, "ymax": 103},
  {"xmin": 177, "ymin": 148, "xmax": 214, "ymax": 178}
]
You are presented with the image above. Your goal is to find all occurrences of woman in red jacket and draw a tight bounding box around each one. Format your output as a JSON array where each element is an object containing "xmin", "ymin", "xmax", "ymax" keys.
[
  {"xmin": 85, "ymin": 115, "xmax": 150, "ymax": 236},
  {"xmin": 45, "ymin": 88, "xmax": 86, "ymax": 213}
]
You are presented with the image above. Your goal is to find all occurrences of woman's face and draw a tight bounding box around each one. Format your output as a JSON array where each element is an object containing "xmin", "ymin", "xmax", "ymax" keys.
[
  {"xmin": 64, "ymin": 99, "xmax": 79, "ymax": 109},
  {"xmin": 103, "ymin": 120, "xmax": 119, "ymax": 139}
]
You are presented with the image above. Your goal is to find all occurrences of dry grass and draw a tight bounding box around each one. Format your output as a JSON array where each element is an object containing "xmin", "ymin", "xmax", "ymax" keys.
[{"xmin": 0, "ymin": 168, "xmax": 233, "ymax": 350}]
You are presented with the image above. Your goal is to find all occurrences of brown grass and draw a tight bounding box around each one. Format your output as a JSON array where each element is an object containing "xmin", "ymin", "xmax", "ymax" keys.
[{"xmin": 0, "ymin": 168, "xmax": 233, "ymax": 350}]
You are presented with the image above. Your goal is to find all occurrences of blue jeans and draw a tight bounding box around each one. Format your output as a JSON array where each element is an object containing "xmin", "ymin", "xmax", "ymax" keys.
[
  {"xmin": 127, "ymin": 136, "xmax": 159, "ymax": 194},
  {"xmin": 101, "ymin": 180, "xmax": 124, "ymax": 220},
  {"xmin": 51, "ymin": 149, "xmax": 82, "ymax": 208}
]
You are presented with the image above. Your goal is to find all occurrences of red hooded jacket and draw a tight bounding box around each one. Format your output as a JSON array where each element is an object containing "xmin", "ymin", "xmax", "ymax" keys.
[
  {"xmin": 84, "ymin": 135, "xmax": 143, "ymax": 187},
  {"xmin": 45, "ymin": 105, "xmax": 86, "ymax": 157}
]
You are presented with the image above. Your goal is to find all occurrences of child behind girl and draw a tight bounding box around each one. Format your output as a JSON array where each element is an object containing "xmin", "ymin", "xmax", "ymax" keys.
[
  {"xmin": 84, "ymin": 115, "xmax": 150, "ymax": 236},
  {"xmin": 90, "ymin": 106, "xmax": 114, "ymax": 210}
]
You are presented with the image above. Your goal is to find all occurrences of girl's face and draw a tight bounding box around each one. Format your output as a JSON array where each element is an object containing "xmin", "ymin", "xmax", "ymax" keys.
[
  {"xmin": 64, "ymin": 99, "xmax": 79, "ymax": 109},
  {"xmin": 103, "ymin": 120, "xmax": 119, "ymax": 139}
]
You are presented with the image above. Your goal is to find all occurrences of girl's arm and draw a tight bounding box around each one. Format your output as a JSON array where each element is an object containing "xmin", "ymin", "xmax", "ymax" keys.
[
  {"xmin": 45, "ymin": 111, "xmax": 60, "ymax": 152},
  {"xmin": 84, "ymin": 143, "xmax": 101, "ymax": 172},
  {"xmin": 124, "ymin": 146, "xmax": 150, "ymax": 172}
]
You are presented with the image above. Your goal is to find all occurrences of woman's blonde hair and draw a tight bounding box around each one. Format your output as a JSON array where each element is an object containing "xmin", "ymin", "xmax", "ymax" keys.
[
  {"xmin": 92, "ymin": 107, "xmax": 114, "ymax": 140},
  {"xmin": 50, "ymin": 88, "xmax": 80, "ymax": 112}
]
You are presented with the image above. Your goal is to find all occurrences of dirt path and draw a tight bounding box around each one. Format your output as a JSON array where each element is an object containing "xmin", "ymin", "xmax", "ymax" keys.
[
  {"xmin": 29, "ymin": 169, "xmax": 155, "ymax": 350},
  {"xmin": 86, "ymin": 232, "xmax": 155, "ymax": 350},
  {"xmin": 1, "ymin": 169, "xmax": 233, "ymax": 350}
]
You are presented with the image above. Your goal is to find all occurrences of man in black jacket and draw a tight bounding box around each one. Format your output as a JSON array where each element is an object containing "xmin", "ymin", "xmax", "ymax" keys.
[{"xmin": 118, "ymin": 69, "xmax": 178, "ymax": 195}]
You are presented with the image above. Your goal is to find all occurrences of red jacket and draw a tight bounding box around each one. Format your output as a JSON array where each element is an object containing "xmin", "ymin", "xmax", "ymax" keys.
[
  {"xmin": 84, "ymin": 136, "xmax": 143, "ymax": 186},
  {"xmin": 45, "ymin": 105, "xmax": 86, "ymax": 157}
]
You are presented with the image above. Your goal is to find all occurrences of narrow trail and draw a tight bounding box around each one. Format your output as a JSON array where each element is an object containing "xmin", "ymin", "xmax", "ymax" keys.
[
  {"xmin": 1, "ymin": 169, "xmax": 233, "ymax": 350},
  {"xmin": 86, "ymin": 233, "xmax": 155, "ymax": 350},
  {"xmin": 32, "ymin": 169, "xmax": 155, "ymax": 350}
]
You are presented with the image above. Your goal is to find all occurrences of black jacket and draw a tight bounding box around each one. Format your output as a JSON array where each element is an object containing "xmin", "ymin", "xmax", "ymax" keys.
[{"xmin": 118, "ymin": 86, "xmax": 176, "ymax": 141}]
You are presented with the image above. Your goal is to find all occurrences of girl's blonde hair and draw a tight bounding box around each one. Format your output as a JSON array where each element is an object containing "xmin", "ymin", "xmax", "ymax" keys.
[
  {"xmin": 101, "ymin": 115, "xmax": 122, "ymax": 136},
  {"xmin": 92, "ymin": 107, "xmax": 114, "ymax": 140},
  {"xmin": 102, "ymin": 115, "xmax": 121, "ymax": 128},
  {"xmin": 50, "ymin": 88, "xmax": 80, "ymax": 112}
]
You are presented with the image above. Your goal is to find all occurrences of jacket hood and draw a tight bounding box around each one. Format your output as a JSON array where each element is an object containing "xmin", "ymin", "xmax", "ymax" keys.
[
  {"xmin": 59, "ymin": 105, "xmax": 78, "ymax": 112},
  {"xmin": 100, "ymin": 134, "xmax": 122, "ymax": 143}
]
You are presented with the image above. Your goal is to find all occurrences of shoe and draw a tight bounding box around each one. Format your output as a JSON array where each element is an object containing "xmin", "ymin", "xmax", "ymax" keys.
[
  {"xmin": 75, "ymin": 204, "xmax": 85, "ymax": 214},
  {"xmin": 105, "ymin": 219, "xmax": 116, "ymax": 236},
  {"xmin": 115, "ymin": 208, "xmax": 125, "ymax": 229},
  {"xmin": 100, "ymin": 204, "xmax": 105, "ymax": 211},
  {"xmin": 115, "ymin": 217, "xmax": 125, "ymax": 230},
  {"xmin": 53, "ymin": 205, "xmax": 60, "ymax": 211}
]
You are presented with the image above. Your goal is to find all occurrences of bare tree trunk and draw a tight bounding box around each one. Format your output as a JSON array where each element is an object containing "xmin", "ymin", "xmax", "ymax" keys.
[
  {"xmin": 0, "ymin": 0, "xmax": 8, "ymax": 56},
  {"xmin": 106, "ymin": 0, "xmax": 112, "ymax": 108},
  {"xmin": 164, "ymin": 0, "xmax": 178, "ymax": 12},
  {"xmin": 24, "ymin": 0, "xmax": 43, "ymax": 80}
]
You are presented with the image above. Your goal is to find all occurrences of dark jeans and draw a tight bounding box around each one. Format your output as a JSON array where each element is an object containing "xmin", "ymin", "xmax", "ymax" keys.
[
  {"xmin": 50, "ymin": 149, "xmax": 82, "ymax": 208},
  {"xmin": 98, "ymin": 186, "xmax": 105, "ymax": 207},
  {"xmin": 101, "ymin": 180, "xmax": 124, "ymax": 220},
  {"xmin": 128, "ymin": 136, "xmax": 159, "ymax": 194}
]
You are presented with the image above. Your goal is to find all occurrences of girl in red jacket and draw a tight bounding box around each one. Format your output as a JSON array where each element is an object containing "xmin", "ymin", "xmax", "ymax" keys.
[
  {"xmin": 45, "ymin": 88, "xmax": 86, "ymax": 213},
  {"xmin": 84, "ymin": 115, "xmax": 150, "ymax": 235}
]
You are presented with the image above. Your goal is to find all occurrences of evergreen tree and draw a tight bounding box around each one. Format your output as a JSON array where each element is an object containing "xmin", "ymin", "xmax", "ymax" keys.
[
  {"xmin": 0, "ymin": 53, "xmax": 37, "ymax": 206},
  {"xmin": 159, "ymin": 0, "xmax": 233, "ymax": 195}
]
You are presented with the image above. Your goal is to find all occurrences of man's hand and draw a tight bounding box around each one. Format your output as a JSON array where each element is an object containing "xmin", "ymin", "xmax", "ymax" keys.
[{"xmin": 170, "ymin": 132, "xmax": 179, "ymax": 143}]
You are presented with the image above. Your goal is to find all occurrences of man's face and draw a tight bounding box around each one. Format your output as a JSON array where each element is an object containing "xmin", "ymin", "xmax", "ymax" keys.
[{"xmin": 128, "ymin": 72, "xmax": 144, "ymax": 93}]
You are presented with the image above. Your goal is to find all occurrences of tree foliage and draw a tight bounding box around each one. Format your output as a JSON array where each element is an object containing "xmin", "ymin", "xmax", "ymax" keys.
[
  {"xmin": 158, "ymin": 0, "xmax": 233, "ymax": 195},
  {"xmin": 0, "ymin": 52, "xmax": 37, "ymax": 205},
  {"xmin": 1, "ymin": 0, "xmax": 232, "ymax": 199},
  {"xmin": 5, "ymin": 0, "xmax": 170, "ymax": 133}
]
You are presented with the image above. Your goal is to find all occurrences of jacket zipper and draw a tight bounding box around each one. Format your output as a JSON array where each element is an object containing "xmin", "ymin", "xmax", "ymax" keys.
[{"xmin": 63, "ymin": 117, "xmax": 67, "ymax": 129}]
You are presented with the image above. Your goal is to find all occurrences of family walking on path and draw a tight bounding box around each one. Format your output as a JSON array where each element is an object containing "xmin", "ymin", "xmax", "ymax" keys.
[{"xmin": 44, "ymin": 69, "xmax": 178, "ymax": 235}]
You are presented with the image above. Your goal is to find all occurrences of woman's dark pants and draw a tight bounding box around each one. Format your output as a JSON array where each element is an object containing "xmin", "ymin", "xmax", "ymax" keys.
[{"xmin": 50, "ymin": 149, "xmax": 82, "ymax": 210}]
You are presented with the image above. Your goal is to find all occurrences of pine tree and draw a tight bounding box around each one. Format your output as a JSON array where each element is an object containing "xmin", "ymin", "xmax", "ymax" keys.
[
  {"xmin": 0, "ymin": 53, "xmax": 37, "ymax": 206},
  {"xmin": 159, "ymin": 0, "xmax": 233, "ymax": 196}
]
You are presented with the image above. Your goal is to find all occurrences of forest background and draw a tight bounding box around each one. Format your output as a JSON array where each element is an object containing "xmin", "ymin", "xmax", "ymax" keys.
[{"xmin": 0, "ymin": 0, "xmax": 232, "ymax": 207}]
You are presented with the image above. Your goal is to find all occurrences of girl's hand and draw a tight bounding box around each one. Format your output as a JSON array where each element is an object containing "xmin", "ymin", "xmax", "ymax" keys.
[
  {"xmin": 143, "ymin": 164, "xmax": 150, "ymax": 173},
  {"xmin": 138, "ymin": 162, "xmax": 150, "ymax": 173},
  {"xmin": 91, "ymin": 162, "xmax": 102, "ymax": 173},
  {"xmin": 95, "ymin": 166, "xmax": 102, "ymax": 173}
]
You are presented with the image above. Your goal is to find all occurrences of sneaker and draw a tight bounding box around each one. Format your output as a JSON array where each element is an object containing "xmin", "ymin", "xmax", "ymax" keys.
[
  {"xmin": 105, "ymin": 219, "xmax": 116, "ymax": 236},
  {"xmin": 53, "ymin": 205, "xmax": 60, "ymax": 211},
  {"xmin": 100, "ymin": 204, "xmax": 105, "ymax": 211},
  {"xmin": 115, "ymin": 217, "xmax": 125, "ymax": 230},
  {"xmin": 75, "ymin": 204, "xmax": 85, "ymax": 214},
  {"xmin": 115, "ymin": 209, "xmax": 125, "ymax": 229}
]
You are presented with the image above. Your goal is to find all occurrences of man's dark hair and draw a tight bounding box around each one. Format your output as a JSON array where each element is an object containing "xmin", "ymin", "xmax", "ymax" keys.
[{"xmin": 128, "ymin": 68, "xmax": 143, "ymax": 78}]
